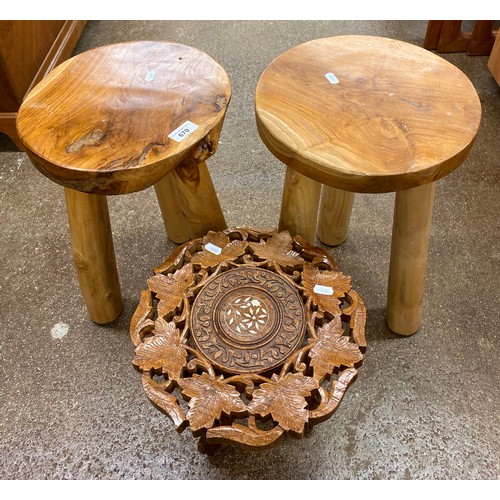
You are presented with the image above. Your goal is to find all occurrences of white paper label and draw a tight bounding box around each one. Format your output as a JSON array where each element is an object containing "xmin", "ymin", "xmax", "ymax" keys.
[
  {"xmin": 324, "ymin": 72, "xmax": 339, "ymax": 84},
  {"xmin": 145, "ymin": 70, "xmax": 155, "ymax": 82},
  {"xmin": 204, "ymin": 243, "xmax": 222, "ymax": 255},
  {"xmin": 168, "ymin": 121, "xmax": 199, "ymax": 142},
  {"xmin": 313, "ymin": 284, "xmax": 334, "ymax": 295}
]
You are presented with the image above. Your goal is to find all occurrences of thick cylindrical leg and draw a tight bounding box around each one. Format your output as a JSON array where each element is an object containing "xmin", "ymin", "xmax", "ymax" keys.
[
  {"xmin": 155, "ymin": 160, "xmax": 226, "ymax": 243},
  {"xmin": 317, "ymin": 186, "xmax": 355, "ymax": 246},
  {"xmin": 386, "ymin": 182, "xmax": 436, "ymax": 335},
  {"xmin": 64, "ymin": 188, "xmax": 123, "ymax": 324},
  {"xmin": 278, "ymin": 167, "xmax": 322, "ymax": 243},
  {"xmin": 154, "ymin": 170, "xmax": 191, "ymax": 244}
]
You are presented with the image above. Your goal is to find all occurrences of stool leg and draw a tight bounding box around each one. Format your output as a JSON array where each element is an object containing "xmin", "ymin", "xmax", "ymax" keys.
[
  {"xmin": 278, "ymin": 167, "xmax": 322, "ymax": 243},
  {"xmin": 154, "ymin": 170, "xmax": 191, "ymax": 244},
  {"xmin": 154, "ymin": 160, "xmax": 226, "ymax": 243},
  {"xmin": 386, "ymin": 182, "xmax": 436, "ymax": 335},
  {"xmin": 64, "ymin": 188, "xmax": 123, "ymax": 324},
  {"xmin": 317, "ymin": 186, "xmax": 355, "ymax": 246}
]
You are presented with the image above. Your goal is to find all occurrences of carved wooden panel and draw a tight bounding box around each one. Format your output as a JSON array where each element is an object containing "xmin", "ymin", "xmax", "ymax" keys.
[{"xmin": 131, "ymin": 227, "xmax": 366, "ymax": 451}]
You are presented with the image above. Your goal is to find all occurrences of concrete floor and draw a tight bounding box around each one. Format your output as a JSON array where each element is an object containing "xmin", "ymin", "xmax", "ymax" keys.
[{"xmin": 1, "ymin": 20, "xmax": 499, "ymax": 480}]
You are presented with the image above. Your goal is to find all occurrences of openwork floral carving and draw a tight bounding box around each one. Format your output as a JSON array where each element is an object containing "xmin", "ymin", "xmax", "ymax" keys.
[{"xmin": 131, "ymin": 227, "xmax": 366, "ymax": 451}]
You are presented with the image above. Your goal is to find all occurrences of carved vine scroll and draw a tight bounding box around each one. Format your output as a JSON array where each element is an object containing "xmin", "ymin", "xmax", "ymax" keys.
[{"xmin": 130, "ymin": 227, "xmax": 366, "ymax": 451}]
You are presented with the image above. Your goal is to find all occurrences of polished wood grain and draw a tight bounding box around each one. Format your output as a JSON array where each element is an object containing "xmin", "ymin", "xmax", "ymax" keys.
[
  {"xmin": 256, "ymin": 35, "xmax": 481, "ymax": 336},
  {"xmin": 435, "ymin": 20, "xmax": 471, "ymax": 53},
  {"xmin": 423, "ymin": 20, "xmax": 445, "ymax": 50},
  {"xmin": 154, "ymin": 169, "xmax": 192, "ymax": 244},
  {"xmin": 131, "ymin": 227, "xmax": 366, "ymax": 450},
  {"xmin": 17, "ymin": 41, "xmax": 231, "ymax": 195},
  {"xmin": 467, "ymin": 21, "xmax": 496, "ymax": 56},
  {"xmin": 17, "ymin": 41, "xmax": 230, "ymax": 323},
  {"xmin": 0, "ymin": 20, "xmax": 64, "ymax": 107},
  {"xmin": 256, "ymin": 35, "xmax": 481, "ymax": 194}
]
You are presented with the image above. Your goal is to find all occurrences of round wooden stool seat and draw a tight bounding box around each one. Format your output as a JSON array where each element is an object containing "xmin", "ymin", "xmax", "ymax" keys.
[
  {"xmin": 17, "ymin": 41, "xmax": 230, "ymax": 195},
  {"xmin": 256, "ymin": 35, "xmax": 480, "ymax": 193},
  {"xmin": 130, "ymin": 227, "xmax": 366, "ymax": 451},
  {"xmin": 17, "ymin": 41, "xmax": 230, "ymax": 324},
  {"xmin": 255, "ymin": 36, "xmax": 481, "ymax": 335}
]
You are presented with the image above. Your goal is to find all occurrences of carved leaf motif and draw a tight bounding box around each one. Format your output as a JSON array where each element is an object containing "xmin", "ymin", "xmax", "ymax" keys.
[
  {"xmin": 133, "ymin": 318, "xmax": 187, "ymax": 379},
  {"xmin": 130, "ymin": 289, "xmax": 154, "ymax": 346},
  {"xmin": 142, "ymin": 374, "xmax": 187, "ymax": 431},
  {"xmin": 302, "ymin": 263, "xmax": 352, "ymax": 314},
  {"xmin": 153, "ymin": 242, "xmax": 189, "ymax": 274},
  {"xmin": 191, "ymin": 231, "xmax": 246, "ymax": 268},
  {"xmin": 348, "ymin": 289, "xmax": 367, "ymax": 347},
  {"xmin": 147, "ymin": 264, "xmax": 194, "ymax": 316},
  {"xmin": 178, "ymin": 373, "xmax": 247, "ymax": 431},
  {"xmin": 206, "ymin": 422, "xmax": 284, "ymax": 448},
  {"xmin": 248, "ymin": 231, "xmax": 304, "ymax": 267},
  {"xmin": 308, "ymin": 316, "xmax": 363, "ymax": 380},
  {"xmin": 308, "ymin": 367, "xmax": 358, "ymax": 423},
  {"xmin": 249, "ymin": 372, "xmax": 318, "ymax": 433},
  {"xmin": 294, "ymin": 235, "xmax": 340, "ymax": 271}
]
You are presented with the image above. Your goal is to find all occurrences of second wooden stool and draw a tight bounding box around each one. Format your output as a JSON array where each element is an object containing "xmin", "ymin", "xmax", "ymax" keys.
[
  {"xmin": 17, "ymin": 41, "xmax": 230, "ymax": 324},
  {"xmin": 255, "ymin": 35, "xmax": 481, "ymax": 336}
]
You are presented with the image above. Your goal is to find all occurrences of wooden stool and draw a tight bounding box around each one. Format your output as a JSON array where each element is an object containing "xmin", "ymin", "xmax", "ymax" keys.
[
  {"xmin": 130, "ymin": 227, "xmax": 366, "ymax": 451},
  {"xmin": 17, "ymin": 41, "xmax": 230, "ymax": 324},
  {"xmin": 255, "ymin": 35, "xmax": 481, "ymax": 336}
]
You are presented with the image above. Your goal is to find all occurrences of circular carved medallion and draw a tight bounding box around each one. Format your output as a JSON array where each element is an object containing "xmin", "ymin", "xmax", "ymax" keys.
[{"xmin": 190, "ymin": 266, "xmax": 306, "ymax": 374}]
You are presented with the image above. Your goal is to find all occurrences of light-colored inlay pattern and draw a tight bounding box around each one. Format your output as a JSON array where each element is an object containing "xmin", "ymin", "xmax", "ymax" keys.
[{"xmin": 225, "ymin": 297, "xmax": 268, "ymax": 335}]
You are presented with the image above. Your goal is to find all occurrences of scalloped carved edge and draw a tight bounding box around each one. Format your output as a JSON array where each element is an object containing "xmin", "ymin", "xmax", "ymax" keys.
[
  {"xmin": 142, "ymin": 374, "xmax": 188, "ymax": 432},
  {"xmin": 131, "ymin": 227, "xmax": 366, "ymax": 451}
]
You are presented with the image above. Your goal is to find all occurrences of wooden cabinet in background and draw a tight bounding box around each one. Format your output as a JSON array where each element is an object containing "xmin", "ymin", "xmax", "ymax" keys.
[
  {"xmin": 0, "ymin": 20, "xmax": 87, "ymax": 149},
  {"xmin": 488, "ymin": 34, "xmax": 500, "ymax": 86}
]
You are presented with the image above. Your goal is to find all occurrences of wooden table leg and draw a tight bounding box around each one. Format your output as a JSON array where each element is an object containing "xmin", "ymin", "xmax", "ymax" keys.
[
  {"xmin": 467, "ymin": 21, "xmax": 496, "ymax": 56},
  {"xmin": 386, "ymin": 182, "xmax": 436, "ymax": 335},
  {"xmin": 317, "ymin": 185, "xmax": 355, "ymax": 246},
  {"xmin": 64, "ymin": 188, "xmax": 123, "ymax": 324},
  {"xmin": 423, "ymin": 20, "xmax": 444, "ymax": 50},
  {"xmin": 278, "ymin": 167, "xmax": 321, "ymax": 243},
  {"xmin": 155, "ymin": 160, "xmax": 226, "ymax": 243}
]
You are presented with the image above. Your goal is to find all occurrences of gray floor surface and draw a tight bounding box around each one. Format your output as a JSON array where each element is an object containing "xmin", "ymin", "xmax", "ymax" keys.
[{"xmin": 1, "ymin": 20, "xmax": 499, "ymax": 480}]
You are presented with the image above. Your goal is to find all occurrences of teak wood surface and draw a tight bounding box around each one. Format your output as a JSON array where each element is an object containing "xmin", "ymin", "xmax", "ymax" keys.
[
  {"xmin": 255, "ymin": 35, "xmax": 481, "ymax": 194},
  {"xmin": 17, "ymin": 41, "xmax": 230, "ymax": 323},
  {"xmin": 17, "ymin": 41, "xmax": 231, "ymax": 195},
  {"xmin": 256, "ymin": 35, "xmax": 481, "ymax": 336}
]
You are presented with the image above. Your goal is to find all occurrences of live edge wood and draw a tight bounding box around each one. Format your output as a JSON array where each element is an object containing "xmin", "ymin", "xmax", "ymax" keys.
[
  {"xmin": 155, "ymin": 160, "xmax": 227, "ymax": 244},
  {"xmin": 17, "ymin": 41, "xmax": 231, "ymax": 195},
  {"xmin": 0, "ymin": 20, "xmax": 86, "ymax": 148},
  {"xmin": 17, "ymin": 41, "xmax": 230, "ymax": 323}
]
